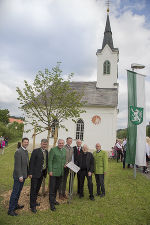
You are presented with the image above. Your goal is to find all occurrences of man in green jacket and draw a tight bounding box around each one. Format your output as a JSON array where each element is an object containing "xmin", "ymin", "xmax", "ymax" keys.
[
  {"xmin": 93, "ymin": 143, "xmax": 108, "ymax": 197},
  {"xmin": 48, "ymin": 139, "xmax": 66, "ymax": 211}
]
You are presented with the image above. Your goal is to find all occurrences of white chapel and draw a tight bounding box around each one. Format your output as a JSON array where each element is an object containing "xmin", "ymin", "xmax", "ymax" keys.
[{"xmin": 24, "ymin": 12, "xmax": 119, "ymax": 151}]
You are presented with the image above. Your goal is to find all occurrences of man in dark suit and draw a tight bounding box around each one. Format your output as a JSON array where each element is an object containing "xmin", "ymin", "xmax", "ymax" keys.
[
  {"xmin": 73, "ymin": 139, "xmax": 83, "ymax": 195},
  {"xmin": 76, "ymin": 144, "xmax": 94, "ymax": 201},
  {"xmin": 8, "ymin": 138, "xmax": 29, "ymax": 216},
  {"xmin": 29, "ymin": 139, "xmax": 48, "ymax": 213}
]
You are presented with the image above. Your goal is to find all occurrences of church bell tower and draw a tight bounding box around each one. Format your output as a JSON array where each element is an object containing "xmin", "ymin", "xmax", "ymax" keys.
[{"xmin": 96, "ymin": 6, "xmax": 119, "ymax": 89}]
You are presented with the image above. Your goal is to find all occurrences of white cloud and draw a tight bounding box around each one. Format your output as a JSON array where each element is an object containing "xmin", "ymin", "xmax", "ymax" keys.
[
  {"xmin": 0, "ymin": 0, "xmax": 150, "ymax": 128},
  {"xmin": 0, "ymin": 82, "xmax": 15, "ymax": 103}
]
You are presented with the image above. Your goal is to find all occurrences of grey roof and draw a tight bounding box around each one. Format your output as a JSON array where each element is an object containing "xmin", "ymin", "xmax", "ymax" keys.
[
  {"xmin": 96, "ymin": 14, "xmax": 119, "ymax": 54},
  {"xmin": 69, "ymin": 81, "xmax": 118, "ymax": 107}
]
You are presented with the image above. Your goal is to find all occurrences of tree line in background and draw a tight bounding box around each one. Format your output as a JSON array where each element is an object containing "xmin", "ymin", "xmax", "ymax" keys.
[
  {"xmin": 117, "ymin": 125, "xmax": 150, "ymax": 139},
  {"xmin": 0, "ymin": 109, "xmax": 24, "ymax": 141}
]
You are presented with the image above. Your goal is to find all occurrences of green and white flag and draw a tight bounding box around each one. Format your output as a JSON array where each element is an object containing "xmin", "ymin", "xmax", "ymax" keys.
[{"xmin": 126, "ymin": 70, "xmax": 146, "ymax": 166}]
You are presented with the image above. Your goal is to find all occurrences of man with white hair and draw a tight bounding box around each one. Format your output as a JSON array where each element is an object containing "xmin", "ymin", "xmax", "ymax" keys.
[
  {"xmin": 59, "ymin": 137, "xmax": 73, "ymax": 200},
  {"xmin": 93, "ymin": 143, "xmax": 108, "ymax": 197},
  {"xmin": 48, "ymin": 139, "xmax": 66, "ymax": 211},
  {"xmin": 76, "ymin": 144, "xmax": 94, "ymax": 200}
]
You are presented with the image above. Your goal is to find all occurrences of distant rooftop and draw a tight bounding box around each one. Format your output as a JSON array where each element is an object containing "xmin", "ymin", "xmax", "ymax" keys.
[{"xmin": 9, "ymin": 118, "xmax": 23, "ymax": 124}]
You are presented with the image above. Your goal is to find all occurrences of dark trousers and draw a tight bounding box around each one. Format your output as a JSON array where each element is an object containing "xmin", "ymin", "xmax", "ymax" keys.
[
  {"xmin": 49, "ymin": 176, "xmax": 61, "ymax": 208},
  {"xmin": 117, "ymin": 150, "xmax": 123, "ymax": 162},
  {"xmin": 80, "ymin": 170, "xmax": 93, "ymax": 197},
  {"xmin": 30, "ymin": 176, "xmax": 43, "ymax": 208},
  {"xmin": 143, "ymin": 154, "xmax": 149, "ymax": 172},
  {"xmin": 59, "ymin": 167, "xmax": 69, "ymax": 195},
  {"xmin": 9, "ymin": 178, "xmax": 25, "ymax": 211},
  {"xmin": 75, "ymin": 172, "xmax": 81, "ymax": 194},
  {"xmin": 95, "ymin": 174, "xmax": 105, "ymax": 195},
  {"xmin": 123, "ymin": 151, "xmax": 130, "ymax": 169}
]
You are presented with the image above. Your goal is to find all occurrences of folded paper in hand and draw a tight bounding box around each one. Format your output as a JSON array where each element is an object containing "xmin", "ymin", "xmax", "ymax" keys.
[{"xmin": 66, "ymin": 161, "xmax": 80, "ymax": 173}]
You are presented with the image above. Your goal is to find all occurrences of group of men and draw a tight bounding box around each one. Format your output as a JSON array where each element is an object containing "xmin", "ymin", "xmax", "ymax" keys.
[{"xmin": 8, "ymin": 137, "xmax": 108, "ymax": 216}]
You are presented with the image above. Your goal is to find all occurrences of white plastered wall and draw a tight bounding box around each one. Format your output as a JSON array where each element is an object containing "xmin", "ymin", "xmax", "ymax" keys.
[
  {"xmin": 96, "ymin": 44, "xmax": 119, "ymax": 89},
  {"xmin": 23, "ymin": 106, "xmax": 117, "ymax": 152}
]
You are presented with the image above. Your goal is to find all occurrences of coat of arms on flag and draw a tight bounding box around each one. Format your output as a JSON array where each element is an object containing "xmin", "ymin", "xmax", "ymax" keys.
[{"xmin": 130, "ymin": 106, "xmax": 143, "ymax": 125}]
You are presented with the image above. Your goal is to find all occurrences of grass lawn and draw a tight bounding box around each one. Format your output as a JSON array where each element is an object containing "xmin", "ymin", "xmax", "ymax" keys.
[{"xmin": 0, "ymin": 142, "xmax": 150, "ymax": 225}]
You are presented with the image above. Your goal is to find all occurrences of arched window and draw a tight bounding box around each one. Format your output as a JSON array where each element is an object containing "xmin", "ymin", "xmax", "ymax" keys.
[
  {"xmin": 76, "ymin": 119, "xmax": 84, "ymax": 141},
  {"xmin": 103, "ymin": 60, "xmax": 110, "ymax": 74}
]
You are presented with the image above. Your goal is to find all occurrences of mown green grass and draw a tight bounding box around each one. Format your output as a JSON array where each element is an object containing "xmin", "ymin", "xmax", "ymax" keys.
[{"xmin": 0, "ymin": 143, "xmax": 150, "ymax": 225}]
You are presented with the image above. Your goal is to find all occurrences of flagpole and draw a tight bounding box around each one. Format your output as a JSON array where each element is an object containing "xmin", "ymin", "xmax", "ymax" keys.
[{"xmin": 131, "ymin": 67, "xmax": 137, "ymax": 179}]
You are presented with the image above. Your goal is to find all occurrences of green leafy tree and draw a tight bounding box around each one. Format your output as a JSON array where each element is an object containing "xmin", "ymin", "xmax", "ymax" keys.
[
  {"xmin": 16, "ymin": 63, "xmax": 86, "ymax": 148},
  {"xmin": 8, "ymin": 122, "xmax": 24, "ymax": 137},
  {"xmin": 117, "ymin": 128, "xmax": 127, "ymax": 139},
  {"xmin": 0, "ymin": 109, "xmax": 9, "ymax": 124},
  {"xmin": 0, "ymin": 121, "xmax": 23, "ymax": 140}
]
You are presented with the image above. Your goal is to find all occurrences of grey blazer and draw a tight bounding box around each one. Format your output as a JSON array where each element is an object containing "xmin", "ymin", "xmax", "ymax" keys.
[
  {"xmin": 64, "ymin": 144, "xmax": 73, "ymax": 163},
  {"xmin": 13, "ymin": 147, "xmax": 29, "ymax": 179}
]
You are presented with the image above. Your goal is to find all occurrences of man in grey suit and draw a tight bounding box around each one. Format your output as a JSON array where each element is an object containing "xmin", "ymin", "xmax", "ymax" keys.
[
  {"xmin": 8, "ymin": 138, "xmax": 29, "ymax": 216},
  {"xmin": 59, "ymin": 137, "xmax": 73, "ymax": 200}
]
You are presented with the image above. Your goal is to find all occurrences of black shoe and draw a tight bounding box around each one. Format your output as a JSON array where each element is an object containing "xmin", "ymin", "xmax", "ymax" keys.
[
  {"xmin": 36, "ymin": 202, "xmax": 40, "ymax": 206},
  {"xmin": 79, "ymin": 195, "xmax": 84, "ymax": 198},
  {"xmin": 50, "ymin": 206, "xmax": 56, "ymax": 211},
  {"xmin": 95, "ymin": 193, "xmax": 100, "ymax": 196},
  {"xmin": 8, "ymin": 210, "xmax": 18, "ymax": 216},
  {"xmin": 89, "ymin": 196, "xmax": 95, "ymax": 201},
  {"xmin": 54, "ymin": 201, "xmax": 59, "ymax": 205},
  {"xmin": 15, "ymin": 204, "xmax": 24, "ymax": 210},
  {"xmin": 30, "ymin": 207, "xmax": 37, "ymax": 213},
  {"xmin": 100, "ymin": 193, "xmax": 105, "ymax": 198}
]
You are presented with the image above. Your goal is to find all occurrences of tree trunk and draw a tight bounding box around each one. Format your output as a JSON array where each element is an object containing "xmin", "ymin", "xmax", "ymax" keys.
[
  {"xmin": 53, "ymin": 127, "xmax": 58, "ymax": 147},
  {"xmin": 47, "ymin": 127, "xmax": 51, "ymax": 150},
  {"xmin": 32, "ymin": 126, "xmax": 36, "ymax": 150}
]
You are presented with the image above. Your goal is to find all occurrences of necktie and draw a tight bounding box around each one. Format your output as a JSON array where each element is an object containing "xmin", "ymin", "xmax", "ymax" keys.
[{"xmin": 77, "ymin": 147, "xmax": 80, "ymax": 155}]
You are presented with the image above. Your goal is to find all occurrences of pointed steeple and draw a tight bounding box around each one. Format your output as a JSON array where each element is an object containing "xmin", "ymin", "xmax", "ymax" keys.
[{"xmin": 102, "ymin": 14, "xmax": 114, "ymax": 50}]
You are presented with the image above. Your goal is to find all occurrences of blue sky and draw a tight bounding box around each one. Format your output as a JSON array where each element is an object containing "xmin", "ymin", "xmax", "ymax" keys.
[{"xmin": 0, "ymin": 0, "xmax": 150, "ymax": 129}]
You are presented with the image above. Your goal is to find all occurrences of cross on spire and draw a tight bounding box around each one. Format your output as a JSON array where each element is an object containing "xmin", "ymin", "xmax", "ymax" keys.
[{"xmin": 106, "ymin": 0, "xmax": 110, "ymax": 13}]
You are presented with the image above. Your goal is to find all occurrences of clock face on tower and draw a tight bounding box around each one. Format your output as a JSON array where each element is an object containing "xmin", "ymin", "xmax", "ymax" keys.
[{"xmin": 91, "ymin": 115, "xmax": 101, "ymax": 125}]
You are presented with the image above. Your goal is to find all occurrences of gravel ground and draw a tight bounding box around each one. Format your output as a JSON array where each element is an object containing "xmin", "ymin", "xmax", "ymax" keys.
[{"xmin": 1, "ymin": 186, "xmax": 68, "ymax": 213}]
